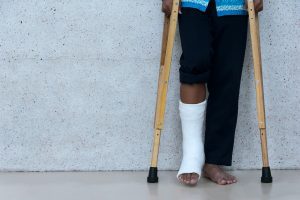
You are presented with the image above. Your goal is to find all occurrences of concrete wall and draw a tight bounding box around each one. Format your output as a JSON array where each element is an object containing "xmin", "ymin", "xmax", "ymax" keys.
[{"xmin": 0, "ymin": 0, "xmax": 299, "ymax": 171}]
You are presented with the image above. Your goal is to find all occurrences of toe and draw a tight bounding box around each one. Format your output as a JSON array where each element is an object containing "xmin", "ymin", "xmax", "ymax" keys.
[
  {"xmin": 181, "ymin": 174, "xmax": 186, "ymax": 182},
  {"xmin": 178, "ymin": 174, "xmax": 183, "ymax": 182},
  {"xmin": 232, "ymin": 176, "xmax": 237, "ymax": 183},
  {"xmin": 183, "ymin": 174, "xmax": 189, "ymax": 184},
  {"xmin": 178, "ymin": 174, "xmax": 186, "ymax": 184},
  {"xmin": 228, "ymin": 175, "xmax": 237, "ymax": 184},
  {"xmin": 224, "ymin": 176, "xmax": 231, "ymax": 184},
  {"xmin": 218, "ymin": 179, "xmax": 227, "ymax": 185},
  {"xmin": 190, "ymin": 173, "xmax": 199, "ymax": 185},
  {"xmin": 186, "ymin": 173, "xmax": 191, "ymax": 184},
  {"xmin": 178, "ymin": 175, "xmax": 183, "ymax": 182}
]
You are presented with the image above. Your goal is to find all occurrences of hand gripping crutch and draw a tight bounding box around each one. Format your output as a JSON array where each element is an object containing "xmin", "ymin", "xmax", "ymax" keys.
[
  {"xmin": 147, "ymin": 0, "xmax": 180, "ymax": 183},
  {"xmin": 247, "ymin": 0, "xmax": 273, "ymax": 183}
]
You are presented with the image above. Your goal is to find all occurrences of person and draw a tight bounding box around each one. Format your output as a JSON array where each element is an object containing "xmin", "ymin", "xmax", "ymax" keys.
[{"xmin": 161, "ymin": 0, "xmax": 263, "ymax": 186}]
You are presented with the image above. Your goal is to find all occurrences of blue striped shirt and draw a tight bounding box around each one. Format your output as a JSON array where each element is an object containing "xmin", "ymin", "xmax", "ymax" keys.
[{"xmin": 180, "ymin": 0, "xmax": 248, "ymax": 16}]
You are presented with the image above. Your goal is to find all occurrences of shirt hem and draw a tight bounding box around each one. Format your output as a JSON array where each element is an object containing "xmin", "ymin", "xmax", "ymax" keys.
[
  {"xmin": 180, "ymin": 2, "xmax": 208, "ymax": 13},
  {"xmin": 180, "ymin": 2, "xmax": 248, "ymax": 16},
  {"xmin": 217, "ymin": 10, "xmax": 248, "ymax": 16}
]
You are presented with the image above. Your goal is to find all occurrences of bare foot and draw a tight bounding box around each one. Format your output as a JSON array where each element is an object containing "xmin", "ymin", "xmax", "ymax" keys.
[
  {"xmin": 178, "ymin": 173, "xmax": 199, "ymax": 186},
  {"xmin": 203, "ymin": 163, "xmax": 237, "ymax": 185}
]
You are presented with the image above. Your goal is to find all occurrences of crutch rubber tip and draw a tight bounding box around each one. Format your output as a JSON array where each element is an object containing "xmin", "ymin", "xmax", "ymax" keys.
[
  {"xmin": 261, "ymin": 167, "xmax": 273, "ymax": 183},
  {"xmin": 147, "ymin": 167, "xmax": 158, "ymax": 183}
]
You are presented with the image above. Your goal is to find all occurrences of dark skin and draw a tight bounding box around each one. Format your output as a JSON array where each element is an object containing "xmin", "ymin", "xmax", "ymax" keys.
[{"xmin": 161, "ymin": 0, "xmax": 264, "ymax": 186}]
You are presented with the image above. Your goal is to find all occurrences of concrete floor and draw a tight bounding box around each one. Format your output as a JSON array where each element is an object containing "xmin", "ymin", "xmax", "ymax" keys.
[{"xmin": 0, "ymin": 170, "xmax": 299, "ymax": 200}]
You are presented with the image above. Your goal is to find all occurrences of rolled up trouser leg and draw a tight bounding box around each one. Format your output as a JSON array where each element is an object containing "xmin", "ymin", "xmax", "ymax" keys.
[{"xmin": 177, "ymin": 99, "xmax": 207, "ymax": 181}]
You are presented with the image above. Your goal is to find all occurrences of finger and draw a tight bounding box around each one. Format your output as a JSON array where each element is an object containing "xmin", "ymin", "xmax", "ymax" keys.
[
  {"xmin": 257, "ymin": 4, "xmax": 263, "ymax": 12},
  {"xmin": 167, "ymin": 6, "xmax": 172, "ymax": 17},
  {"xmin": 162, "ymin": 7, "xmax": 166, "ymax": 15},
  {"xmin": 255, "ymin": 4, "xmax": 263, "ymax": 12},
  {"xmin": 254, "ymin": 1, "xmax": 262, "ymax": 12},
  {"xmin": 162, "ymin": 5, "xmax": 171, "ymax": 17}
]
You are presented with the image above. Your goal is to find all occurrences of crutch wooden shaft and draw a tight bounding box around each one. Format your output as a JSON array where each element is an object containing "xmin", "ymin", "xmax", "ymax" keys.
[
  {"xmin": 247, "ymin": 1, "xmax": 270, "ymax": 168},
  {"xmin": 153, "ymin": 16, "xmax": 170, "ymax": 130},
  {"xmin": 148, "ymin": 0, "xmax": 180, "ymax": 182},
  {"xmin": 154, "ymin": 1, "xmax": 180, "ymax": 130},
  {"xmin": 151, "ymin": 0, "xmax": 180, "ymax": 166},
  {"xmin": 149, "ymin": 16, "xmax": 171, "ymax": 168}
]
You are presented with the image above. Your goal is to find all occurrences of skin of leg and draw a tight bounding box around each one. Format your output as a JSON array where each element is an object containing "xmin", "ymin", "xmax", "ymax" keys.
[
  {"xmin": 180, "ymin": 83, "xmax": 206, "ymax": 103},
  {"xmin": 178, "ymin": 82, "xmax": 206, "ymax": 185}
]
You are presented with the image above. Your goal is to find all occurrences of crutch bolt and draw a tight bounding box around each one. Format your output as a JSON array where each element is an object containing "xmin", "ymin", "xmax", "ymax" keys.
[
  {"xmin": 261, "ymin": 167, "xmax": 273, "ymax": 183},
  {"xmin": 147, "ymin": 167, "xmax": 159, "ymax": 183}
]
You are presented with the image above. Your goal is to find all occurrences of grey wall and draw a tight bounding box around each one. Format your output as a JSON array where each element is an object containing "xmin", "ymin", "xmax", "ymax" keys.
[{"xmin": 0, "ymin": 0, "xmax": 299, "ymax": 171}]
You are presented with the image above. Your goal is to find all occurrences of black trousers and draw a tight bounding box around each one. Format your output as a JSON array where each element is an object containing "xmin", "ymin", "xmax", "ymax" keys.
[{"xmin": 178, "ymin": 0, "xmax": 248, "ymax": 166}]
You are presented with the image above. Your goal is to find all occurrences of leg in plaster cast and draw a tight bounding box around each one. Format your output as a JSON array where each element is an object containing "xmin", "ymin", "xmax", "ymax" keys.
[
  {"xmin": 177, "ymin": 83, "xmax": 238, "ymax": 186},
  {"xmin": 177, "ymin": 83, "xmax": 206, "ymax": 186}
]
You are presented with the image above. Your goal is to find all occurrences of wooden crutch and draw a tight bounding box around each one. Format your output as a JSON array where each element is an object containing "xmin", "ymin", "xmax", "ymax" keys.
[
  {"xmin": 147, "ymin": 0, "xmax": 180, "ymax": 183},
  {"xmin": 247, "ymin": 0, "xmax": 273, "ymax": 183}
]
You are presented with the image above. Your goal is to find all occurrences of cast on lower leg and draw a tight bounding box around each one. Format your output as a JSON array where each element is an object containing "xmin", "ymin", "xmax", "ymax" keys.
[{"xmin": 177, "ymin": 99, "xmax": 207, "ymax": 181}]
